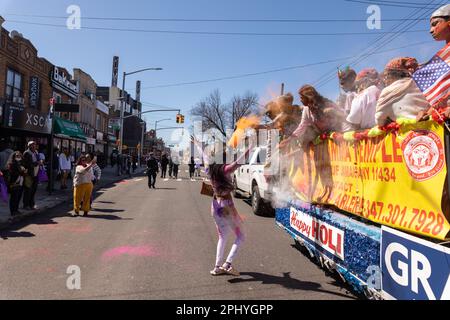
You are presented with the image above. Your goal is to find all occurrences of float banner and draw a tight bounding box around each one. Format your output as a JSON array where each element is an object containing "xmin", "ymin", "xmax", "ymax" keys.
[
  {"xmin": 289, "ymin": 121, "xmax": 450, "ymax": 240},
  {"xmin": 381, "ymin": 226, "xmax": 450, "ymax": 300},
  {"xmin": 290, "ymin": 207, "xmax": 344, "ymax": 260}
]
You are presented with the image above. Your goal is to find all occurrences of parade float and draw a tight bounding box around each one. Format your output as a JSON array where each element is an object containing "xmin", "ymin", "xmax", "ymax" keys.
[{"xmin": 273, "ymin": 117, "xmax": 450, "ymax": 300}]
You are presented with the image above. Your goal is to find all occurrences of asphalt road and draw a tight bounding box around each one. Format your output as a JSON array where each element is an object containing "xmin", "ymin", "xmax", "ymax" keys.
[{"xmin": 0, "ymin": 167, "xmax": 357, "ymax": 300}]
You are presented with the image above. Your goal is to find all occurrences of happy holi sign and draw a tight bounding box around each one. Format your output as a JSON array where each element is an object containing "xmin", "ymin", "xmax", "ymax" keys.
[{"xmin": 288, "ymin": 120, "xmax": 450, "ymax": 240}]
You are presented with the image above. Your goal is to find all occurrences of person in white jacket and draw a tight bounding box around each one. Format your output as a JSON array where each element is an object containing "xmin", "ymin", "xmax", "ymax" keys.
[{"xmin": 59, "ymin": 148, "xmax": 72, "ymax": 190}]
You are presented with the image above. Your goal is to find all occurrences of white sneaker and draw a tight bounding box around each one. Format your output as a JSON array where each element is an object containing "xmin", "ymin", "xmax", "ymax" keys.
[
  {"xmin": 210, "ymin": 267, "xmax": 226, "ymax": 276},
  {"xmin": 220, "ymin": 264, "xmax": 240, "ymax": 276}
]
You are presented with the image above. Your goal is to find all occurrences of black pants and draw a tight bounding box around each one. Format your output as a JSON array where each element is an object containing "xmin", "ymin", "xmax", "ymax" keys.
[
  {"xmin": 189, "ymin": 169, "xmax": 195, "ymax": 178},
  {"xmin": 173, "ymin": 166, "xmax": 179, "ymax": 179},
  {"xmin": 9, "ymin": 187, "xmax": 23, "ymax": 214},
  {"xmin": 148, "ymin": 172, "xmax": 157, "ymax": 188},
  {"xmin": 161, "ymin": 165, "xmax": 167, "ymax": 178},
  {"xmin": 168, "ymin": 166, "xmax": 173, "ymax": 177},
  {"xmin": 23, "ymin": 177, "xmax": 38, "ymax": 208}
]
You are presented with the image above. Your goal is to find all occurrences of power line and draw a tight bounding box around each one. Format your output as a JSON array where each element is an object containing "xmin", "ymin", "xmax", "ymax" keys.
[
  {"xmin": 315, "ymin": 0, "xmax": 434, "ymax": 87},
  {"xmin": 315, "ymin": 2, "xmax": 436, "ymax": 88},
  {"xmin": 344, "ymin": 0, "xmax": 443, "ymax": 9},
  {"xmin": 314, "ymin": 0, "xmax": 441, "ymax": 88},
  {"xmin": 136, "ymin": 40, "xmax": 433, "ymax": 90},
  {"xmin": 5, "ymin": 19, "xmax": 427, "ymax": 37},
  {"xmin": 2, "ymin": 13, "xmax": 429, "ymax": 23}
]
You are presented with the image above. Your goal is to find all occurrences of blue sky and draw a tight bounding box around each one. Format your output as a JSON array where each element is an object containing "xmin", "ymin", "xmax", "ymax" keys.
[{"xmin": 0, "ymin": 0, "xmax": 446, "ymax": 146}]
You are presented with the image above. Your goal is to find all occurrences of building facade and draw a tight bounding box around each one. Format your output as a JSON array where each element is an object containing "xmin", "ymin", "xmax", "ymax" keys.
[
  {"xmin": 0, "ymin": 20, "xmax": 54, "ymax": 153},
  {"xmin": 50, "ymin": 66, "xmax": 86, "ymax": 156},
  {"xmin": 97, "ymin": 85, "xmax": 143, "ymax": 156}
]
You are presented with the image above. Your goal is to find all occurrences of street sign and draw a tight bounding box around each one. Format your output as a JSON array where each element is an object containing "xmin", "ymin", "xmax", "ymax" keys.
[{"xmin": 54, "ymin": 103, "xmax": 80, "ymax": 113}]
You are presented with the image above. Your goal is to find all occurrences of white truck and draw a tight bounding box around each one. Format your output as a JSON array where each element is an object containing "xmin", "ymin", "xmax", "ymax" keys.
[{"xmin": 233, "ymin": 146, "xmax": 274, "ymax": 216}]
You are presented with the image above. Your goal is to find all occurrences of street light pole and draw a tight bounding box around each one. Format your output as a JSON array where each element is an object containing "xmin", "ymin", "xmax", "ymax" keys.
[
  {"xmin": 119, "ymin": 71, "xmax": 126, "ymax": 154},
  {"xmin": 155, "ymin": 118, "xmax": 171, "ymax": 135},
  {"xmin": 118, "ymin": 67, "xmax": 162, "ymax": 155}
]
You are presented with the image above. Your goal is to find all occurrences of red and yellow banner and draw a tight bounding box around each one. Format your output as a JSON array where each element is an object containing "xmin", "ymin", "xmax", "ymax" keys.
[{"xmin": 288, "ymin": 120, "xmax": 450, "ymax": 240}]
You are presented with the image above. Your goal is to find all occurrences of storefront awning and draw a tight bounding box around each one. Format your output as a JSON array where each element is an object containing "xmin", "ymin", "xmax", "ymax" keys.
[{"xmin": 54, "ymin": 117, "xmax": 86, "ymax": 141}]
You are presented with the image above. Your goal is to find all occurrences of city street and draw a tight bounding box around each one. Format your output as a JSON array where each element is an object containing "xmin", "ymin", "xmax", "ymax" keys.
[{"xmin": 0, "ymin": 167, "xmax": 356, "ymax": 300}]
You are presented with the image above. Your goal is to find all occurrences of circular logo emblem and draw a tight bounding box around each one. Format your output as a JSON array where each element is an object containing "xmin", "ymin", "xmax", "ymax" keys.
[{"xmin": 401, "ymin": 130, "xmax": 445, "ymax": 182}]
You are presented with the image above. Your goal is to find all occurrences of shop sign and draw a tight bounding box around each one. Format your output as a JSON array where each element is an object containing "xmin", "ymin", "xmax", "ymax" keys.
[
  {"xmin": 3, "ymin": 104, "xmax": 51, "ymax": 134},
  {"xmin": 51, "ymin": 67, "xmax": 79, "ymax": 99},
  {"xmin": 29, "ymin": 76, "xmax": 40, "ymax": 108},
  {"xmin": 381, "ymin": 226, "xmax": 450, "ymax": 300}
]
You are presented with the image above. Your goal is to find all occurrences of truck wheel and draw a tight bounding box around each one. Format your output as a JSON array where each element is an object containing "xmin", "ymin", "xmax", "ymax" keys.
[{"xmin": 252, "ymin": 184, "xmax": 264, "ymax": 216}]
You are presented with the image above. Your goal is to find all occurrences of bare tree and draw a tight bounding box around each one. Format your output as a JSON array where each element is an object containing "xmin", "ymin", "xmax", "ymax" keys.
[
  {"xmin": 191, "ymin": 89, "xmax": 259, "ymax": 136},
  {"xmin": 191, "ymin": 89, "xmax": 228, "ymax": 137},
  {"xmin": 228, "ymin": 91, "xmax": 259, "ymax": 129}
]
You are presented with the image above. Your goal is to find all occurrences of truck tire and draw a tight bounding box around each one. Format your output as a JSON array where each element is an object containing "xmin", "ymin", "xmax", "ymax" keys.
[{"xmin": 251, "ymin": 184, "xmax": 265, "ymax": 216}]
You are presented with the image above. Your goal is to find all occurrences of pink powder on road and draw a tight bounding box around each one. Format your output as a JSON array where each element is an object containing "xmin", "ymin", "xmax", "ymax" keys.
[{"xmin": 101, "ymin": 245, "xmax": 158, "ymax": 261}]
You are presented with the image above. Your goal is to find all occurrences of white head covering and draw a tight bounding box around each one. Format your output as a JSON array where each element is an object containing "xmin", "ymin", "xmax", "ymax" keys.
[{"xmin": 431, "ymin": 4, "xmax": 450, "ymax": 19}]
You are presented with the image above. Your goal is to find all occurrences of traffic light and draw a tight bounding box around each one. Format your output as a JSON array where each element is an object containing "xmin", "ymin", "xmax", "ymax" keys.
[{"xmin": 176, "ymin": 113, "xmax": 185, "ymax": 124}]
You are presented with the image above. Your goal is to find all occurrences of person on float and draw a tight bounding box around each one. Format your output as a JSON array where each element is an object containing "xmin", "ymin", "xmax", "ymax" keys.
[
  {"xmin": 375, "ymin": 57, "xmax": 430, "ymax": 126},
  {"xmin": 336, "ymin": 67, "xmax": 358, "ymax": 115},
  {"xmin": 346, "ymin": 68, "xmax": 382, "ymax": 131},
  {"xmin": 418, "ymin": 4, "xmax": 450, "ymax": 119},
  {"xmin": 279, "ymin": 85, "xmax": 350, "ymax": 149}
]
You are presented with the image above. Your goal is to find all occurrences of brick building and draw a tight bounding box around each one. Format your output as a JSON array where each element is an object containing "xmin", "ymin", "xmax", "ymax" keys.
[{"xmin": 0, "ymin": 18, "xmax": 54, "ymax": 153}]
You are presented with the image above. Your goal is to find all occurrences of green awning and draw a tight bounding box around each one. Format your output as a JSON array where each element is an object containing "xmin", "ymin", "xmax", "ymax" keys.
[{"xmin": 54, "ymin": 117, "xmax": 86, "ymax": 141}]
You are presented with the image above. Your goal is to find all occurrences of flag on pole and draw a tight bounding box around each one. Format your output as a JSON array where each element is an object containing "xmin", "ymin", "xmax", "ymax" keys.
[{"xmin": 412, "ymin": 43, "xmax": 450, "ymax": 107}]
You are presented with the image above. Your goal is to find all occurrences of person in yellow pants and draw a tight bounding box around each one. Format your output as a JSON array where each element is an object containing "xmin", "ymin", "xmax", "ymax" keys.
[{"xmin": 72, "ymin": 155, "xmax": 95, "ymax": 216}]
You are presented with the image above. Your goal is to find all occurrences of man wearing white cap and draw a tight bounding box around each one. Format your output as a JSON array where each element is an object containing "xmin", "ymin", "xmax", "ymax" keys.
[
  {"xmin": 430, "ymin": 4, "xmax": 450, "ymax": 44},
  {"xmin": 22, "ymin": 141, "xmax": 40, "ymax": 210}
]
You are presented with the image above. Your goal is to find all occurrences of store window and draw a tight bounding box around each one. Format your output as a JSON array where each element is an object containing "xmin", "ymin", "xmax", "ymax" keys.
[{"xmin": 6, "ymin": 69, "xmax": 23, "ymax": 102}]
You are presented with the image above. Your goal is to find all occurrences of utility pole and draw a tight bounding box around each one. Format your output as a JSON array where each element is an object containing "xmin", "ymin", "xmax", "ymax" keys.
[{"xmin": 119, "ymin": 71, "xmax": 126, "ymax": 154}]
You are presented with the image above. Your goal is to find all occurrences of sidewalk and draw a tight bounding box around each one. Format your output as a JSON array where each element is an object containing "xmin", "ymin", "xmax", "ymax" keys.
[{"xmin": 0, "ymin": 165, "xmax": 145, "ymax": 228}]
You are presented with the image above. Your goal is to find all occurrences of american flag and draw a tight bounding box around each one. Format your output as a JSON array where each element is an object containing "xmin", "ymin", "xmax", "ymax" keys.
[{"xmin": 413, "ymin": 43, "xmax": 450, "ymax": 107}]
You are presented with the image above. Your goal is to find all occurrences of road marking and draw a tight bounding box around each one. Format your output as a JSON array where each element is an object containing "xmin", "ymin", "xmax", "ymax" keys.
[{"xmin": 134, "ymin": 178, "xmax": 144, "ymax": 182}]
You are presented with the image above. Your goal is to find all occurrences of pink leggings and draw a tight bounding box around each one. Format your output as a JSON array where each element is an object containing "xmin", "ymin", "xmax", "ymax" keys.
[{"xmin": 211, "ymin": 198, "xmax": 245, "ymax": 267}]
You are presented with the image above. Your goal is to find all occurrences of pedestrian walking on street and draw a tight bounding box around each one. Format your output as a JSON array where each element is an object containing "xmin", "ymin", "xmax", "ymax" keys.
[
  {"xmin": 0, "ymin": 139, "xmax": 14, "ymax": 172},
  {"xmin": 168, "ymin": 156, "xmax": 173, "ymax": 178},
  {"xmin": 160, "ymin": 154, "xmax": 169, "ymax": 178},
  {"xmin": 127, "ymin": 155, "xmax": 132, "ymax": 177},
  {"xmin": 72, "ymin": 155, "xmax": 95, "ymax": 217},
  {"xmin": 189, "ymin": 156, "xmax": 196, "ymax": 180},
  {"xmin": 46, "ymin": 147, "xmax": 59, "ymax": 192},
  {"xmin": 132, "ymin": 154, "xmax": 137, "ymax": 173},
  {"xmin": 59, "ymin": 148, "xmax": 71, "ymax": 190},
  {"xmin": 193, "ymin": 136, "xmax": 253, "ymax": 276},
  {"xmin": 22, "ymin": 141, "xmax": 40, "ymax": 210},
  {"xmin": 195, "ymin": 161, "xmax": 201, "ymax": 177},
  {"xmin": 86, "ymin": 153, "xmax": 101, "ymax": 208},
  {"xmin": 146, "ymin": 153, "xmax": 159, "ymax": 189},
  {"xmin": 172, "ymin": 157, "xmax": 179, "ymax": 180},
  {"xmin": 5, "ymin": 151, "xmax": 26, "ymax": 216}
]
